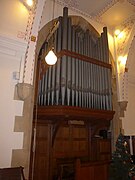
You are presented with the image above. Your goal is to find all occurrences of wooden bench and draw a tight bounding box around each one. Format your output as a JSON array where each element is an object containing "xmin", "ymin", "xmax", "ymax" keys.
[{"xmin": 0, "ymin": 166, "xmax": 25, "ymax": 180}]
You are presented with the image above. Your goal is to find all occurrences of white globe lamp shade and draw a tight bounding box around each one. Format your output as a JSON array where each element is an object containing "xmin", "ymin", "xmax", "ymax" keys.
[
  {"xmin": 26, "ymin": 0, "xmax": 33, "ymax": 7},
  {"xmin": 45, "ymin": 50, "xmax": 57, "ymax": 65}
]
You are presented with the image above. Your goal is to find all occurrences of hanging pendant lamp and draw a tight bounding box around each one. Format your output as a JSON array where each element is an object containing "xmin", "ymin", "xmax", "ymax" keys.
[{"xmin": 45, "ymin": 48, "xmax": 57, "ymax": 65}]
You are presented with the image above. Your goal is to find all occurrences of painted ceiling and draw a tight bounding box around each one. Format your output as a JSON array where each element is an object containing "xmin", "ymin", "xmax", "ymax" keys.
[{"xmin": 56, "ymin": 0, "xmax": 135, "ymax": 27}]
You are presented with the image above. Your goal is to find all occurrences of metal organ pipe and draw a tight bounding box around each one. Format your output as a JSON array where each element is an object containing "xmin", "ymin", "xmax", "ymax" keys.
[
  {"xmin": 38, "ymin": 7, "xmax": 112, "ymax": 111},
  {"xmin": 61, "ymin": 7, "xmax": 68, "ymax": 105},
  {"xmin": 67, "ymin": 17, "xmax": 72, "ymax": 106},
  {"xmin": 75, "ymin": 29, "xmax": 79, "ymax": 107},
  {"xmin": 56, "ymin": 17, "xmax": 62, "ymax": 105},
  {"xmin": 71, "ymin": 26, "xmax": 76, "ymax": 107}
]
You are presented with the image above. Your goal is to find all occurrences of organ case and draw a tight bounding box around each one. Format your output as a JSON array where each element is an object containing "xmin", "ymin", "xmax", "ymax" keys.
[{"xmin": 30, "ymin": 7, "xmax": 115, "ymax": 180}]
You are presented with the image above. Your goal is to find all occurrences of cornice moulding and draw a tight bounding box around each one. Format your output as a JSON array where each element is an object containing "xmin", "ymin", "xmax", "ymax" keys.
[
  {"xmin": 56, "ymin": 0, "xmax": 92, "ymax": 18},
  {"xmin": 127, "ymin": 0, "xmax": 135, "ymax": 6},
  {"xmin": 120, "ymin": 14, "xmax": 135, "ymax": 28},
  {"xmin": 0, "ymin": 34, "xmax": 27, "ymax": 57},
  {"xmin": 55, "ymin": 0, "xmax": 105, "ymax": 25},
  {"xmin": 90, "ymin": 0, "xmax": 118, "ymax": 17}
]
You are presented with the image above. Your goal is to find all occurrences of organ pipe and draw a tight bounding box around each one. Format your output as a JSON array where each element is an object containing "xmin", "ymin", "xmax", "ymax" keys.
[{"xmin": 37, "ymin": 7, "xmax": 112, "ymax": 111}]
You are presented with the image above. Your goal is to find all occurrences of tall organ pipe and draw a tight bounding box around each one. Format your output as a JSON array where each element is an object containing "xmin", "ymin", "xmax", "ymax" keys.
[
  {"xmin": 103, "ymin": 27, "xmax": 112, "ymax": 110},
  {"xmin": 67, "ymin": 17, "xmax": 72, "ymax": 105},
  {"xmin": 56, "ymin": 17, "xmax": 62, "ymax": 105},
  {"xmin": 37, "ymin": 7, "xmax": 112, "ymax": 110},
  {"xmin": 61, "ymin": 7, "xmax": 68, "ymax": 105},
  {"xmin": 51, "ymin": 31, "xmax": 57, "ymax": 105},
  {"xmin": 75, "ymin": 30, "xmax": 79, "ymax": 106}
]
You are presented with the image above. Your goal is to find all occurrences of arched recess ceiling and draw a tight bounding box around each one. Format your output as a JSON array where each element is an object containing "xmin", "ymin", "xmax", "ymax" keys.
[
  {"xmin": 56, "ymin": 0, "xmax": 135, "ymax": 27},
  {"xmin": 36, "ymin": 15, "xmax": 99, "ymax": 59}
]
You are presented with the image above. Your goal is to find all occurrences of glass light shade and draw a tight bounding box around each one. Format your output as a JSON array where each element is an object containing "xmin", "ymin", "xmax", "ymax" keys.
[
  {"xmin": 118, "ymin": 55, "xmax": 127, "ymax": 65},
  {"xmin": 117, "ymin": 32, "xmax": 124, "ymax": 39},
  {"xmin": 45, "ymin": 50, "xmax": 57, "ymax": 65},
  {"xmin": 115, "ymin": 29, "xmax": 120, "ymax": 36},
  {"xmin": 26, "ymin": 0, "xmax": 33, "ymax": 7}
]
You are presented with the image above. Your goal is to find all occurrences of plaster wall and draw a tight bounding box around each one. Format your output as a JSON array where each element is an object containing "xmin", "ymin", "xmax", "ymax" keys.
[
  {"xmin": 0, "ymin": 0, "xmax": 30, "ymax": 168},
  {"xmin": 0, "ymin": 0, "xmax": 28, "ymax": 39},
  {"xmin": 122, "ymin": 36, "xmax": 135, "ymax": 135},
  {"xmin": 0, "ymin": 35, "xmax": 27, "ymax": 167},
  {"xmin": 122, "ymin": 82, "xmax": 135, "ymax": 135}
]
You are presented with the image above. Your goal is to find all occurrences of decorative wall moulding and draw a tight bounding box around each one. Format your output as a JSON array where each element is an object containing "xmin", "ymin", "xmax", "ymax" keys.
[
  {"xmin": 56, "ymin": 0, "xmax": 92, "ymax": 19},
  {"xmin": 56, "ymin": 0, "xmax": 109, "ymax": 25},
  {"xmin": 19, "ymin": 0, "xmax": 37, "ymax": 11},
  {"xmin": 118, "ymin": 101, "xmax": 128, "ymax": 111},
  {"xmin": 90, "ymin": 0, "xmax": 118, "ymax": 17},
  {"xmin": 0, "ymin": 34, "xmax": 27, "ymax": 57},
  {"xmin": 118, "ymin": 100, "xmax": 128, "ymax": 117},
  {"xmin": 16, "ymin": 83, "xmax": 33, "ymax": 100},
  {"xmin": 127, "ymin": 0, "xmax": 135, "ymax": 6}
]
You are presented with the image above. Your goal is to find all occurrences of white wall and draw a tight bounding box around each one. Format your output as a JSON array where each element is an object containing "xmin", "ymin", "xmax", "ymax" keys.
[
  {"xmin": 122, "ymin": 82, "xmax": 135, "ymax": 135},
  {"xmin": 0, "ymin": 0, "xmax": 29, "ymax": 167},
  {"xmin": 0, "ymin": 0, "xmax": 28, "ymax": 39},
  {"xmin": 122, "ymin": 37, "xmax": 135, "ymax": 135},
  {"xmin": 0, "ymin": 35, "xmax": 27, "ymax": 167}
]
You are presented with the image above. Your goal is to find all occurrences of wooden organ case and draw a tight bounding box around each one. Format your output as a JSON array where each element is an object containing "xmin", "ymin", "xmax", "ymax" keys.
[{"xmin": 30, "ymin": 7, "xmax": 115, "ymax": 180}]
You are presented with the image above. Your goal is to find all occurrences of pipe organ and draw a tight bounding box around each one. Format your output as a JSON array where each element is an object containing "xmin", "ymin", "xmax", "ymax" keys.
[
  {"xmin": 37, "ymin": 7, "xmax": 112, "ymax": 111},
  {"xmin": 31, "ymin": 7, "xmax": 115, "ymax": 180}
]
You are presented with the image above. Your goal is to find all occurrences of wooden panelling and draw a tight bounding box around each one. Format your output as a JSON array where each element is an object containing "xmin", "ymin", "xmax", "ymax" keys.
[
  {"xmin": 75, "ymin": 159, "xmax": 110, "ymax": 180},
  {"xmin": 30, "ymin": 120, "xmax": 113, "ymax": 179},
  {"xmin": 91, "ymin": 138, "xmax": 111, "ymax": 161},
  {"xmin": 31, "ymin": 124, "xmax": 50, "ymax": 180},
  {"xmin": 30, "ymin": 106, "xmax": 114, "ymax": 180},
  {"xmin": 53, "ymin": 125, "xmax": 88, "ymax": 159},
  {"xmin": 37, "ymin": 125, "xmax": 49, "ymax": 138}
]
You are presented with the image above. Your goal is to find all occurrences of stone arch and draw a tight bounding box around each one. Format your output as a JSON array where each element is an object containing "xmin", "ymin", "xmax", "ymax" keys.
[{"xmin": 124, "ymin": 36, "xmax": 135, "ymax": 101}]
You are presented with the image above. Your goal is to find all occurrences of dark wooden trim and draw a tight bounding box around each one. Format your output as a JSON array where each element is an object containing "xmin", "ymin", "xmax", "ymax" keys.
[
  {"xmin": 51, "ymin": 119, "xmax": 64, "ymax": 147},
  {"xmin": 34, "ymin": 105, "xmax": 115, "ymax": 122},
  {"xmin": 34, "ymin": 60, "xmax": 41, "ymax": 103},
  {"xmin": 39, "ymin": 49, "xmax": 112, "ymax": 81},
  {"xmin": 57, "ymin": 49, "xmax": 112, "ymax": 69}
]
